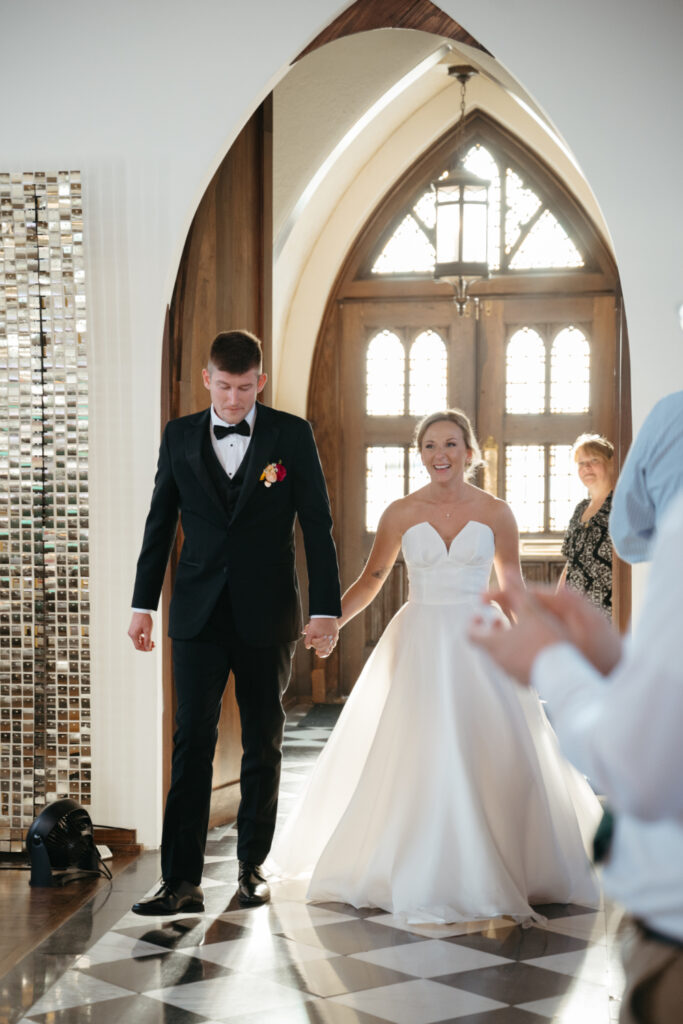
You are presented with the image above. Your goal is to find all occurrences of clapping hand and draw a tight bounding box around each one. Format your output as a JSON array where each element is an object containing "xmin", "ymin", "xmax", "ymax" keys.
[{"xmin": 469, "ymin": 582, "xmax": 623, "ymax": 686}]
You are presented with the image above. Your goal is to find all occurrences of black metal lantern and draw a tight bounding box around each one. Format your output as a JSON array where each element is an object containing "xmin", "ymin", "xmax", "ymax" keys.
[{"xmin": 432, "ymin": 66, "xmax": 490, "ymax": 314}]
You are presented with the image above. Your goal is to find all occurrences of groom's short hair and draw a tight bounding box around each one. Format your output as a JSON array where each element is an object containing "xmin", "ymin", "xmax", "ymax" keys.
[{"xmin": 209, "ymin": 330, "xmax": 263, "ymax": 375}]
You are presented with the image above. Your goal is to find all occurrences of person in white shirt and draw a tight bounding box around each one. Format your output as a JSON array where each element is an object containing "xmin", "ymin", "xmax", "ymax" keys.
[{"xmin": 469, "ymin": 401, "xmax": 683, "ymax": 1022}]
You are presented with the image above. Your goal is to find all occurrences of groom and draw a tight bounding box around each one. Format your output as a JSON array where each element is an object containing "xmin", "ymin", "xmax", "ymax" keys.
[{"xmin": 128, "ymin": 330, "xmax": 341, "ymax": 914}]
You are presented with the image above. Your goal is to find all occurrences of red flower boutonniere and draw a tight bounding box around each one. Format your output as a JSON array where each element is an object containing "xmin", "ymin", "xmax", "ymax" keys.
[{"xmin": 260, "ymin": 461, "xmax": 287, "ymax": 488}]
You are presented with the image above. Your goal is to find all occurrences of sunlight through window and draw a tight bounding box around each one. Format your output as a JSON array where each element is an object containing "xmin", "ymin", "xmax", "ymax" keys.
[
  {"xmin": 366, "ymin": 447, "xmax": 404, "ymax": 531},
  {"xmin": 409, "ymin": 446, "xmax": 430, "ymax": 493},
  {"xmin": 413, "ymin": 190, "xmax": 436, "ymax": 230},
  {"xmin": 506, "ymin": 445, "xmax": 545, "ymax": 533},
  {"xmin": 366, "ymin": 331, "xmax": 405, "ymax": 415},
  {"xmin": 549, "ymin": 445, "xmax": 588, "ymax": 531},
  {"xmin": 372, "ymin": 215, "xmax": 434, "ymax": 274},
  {"xmin": 409, "ymin": 330, "xmax": 447, "ymax": 415},
  {"xmin": 509, "ymin": 210, "xmax": 584, "ymax": 269},
  {"xmin": 506, "ymin": 328, "xmax": 545, "ymax": 414},
  {"xmin": 505, "ymin": 168, "xmax": 541, "ymax": 257},
  {"xmin": 550, "ymin": 326, "xmax": 590, "ymax": 413}
]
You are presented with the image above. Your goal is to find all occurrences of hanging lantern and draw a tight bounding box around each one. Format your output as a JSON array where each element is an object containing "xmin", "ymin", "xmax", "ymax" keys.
[{"xmin": 432, "ymin": 66, "xmax": 490, "ymax": 314}]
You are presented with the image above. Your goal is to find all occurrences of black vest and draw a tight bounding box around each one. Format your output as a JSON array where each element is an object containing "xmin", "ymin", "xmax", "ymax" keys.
[{"xmin": 202, "ymin": 429, "xmax": 251, "ymax": 521}]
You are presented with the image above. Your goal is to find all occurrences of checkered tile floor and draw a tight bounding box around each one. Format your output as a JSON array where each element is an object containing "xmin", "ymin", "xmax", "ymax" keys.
[{"xmin": 2, "ymin": 705, "xmax": 626, "ymax": 1023}]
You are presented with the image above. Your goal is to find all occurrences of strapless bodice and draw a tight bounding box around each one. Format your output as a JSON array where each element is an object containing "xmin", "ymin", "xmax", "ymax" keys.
[{"xmin": 401, "ymin": 521, "xmax": 494, "ymax": 605}]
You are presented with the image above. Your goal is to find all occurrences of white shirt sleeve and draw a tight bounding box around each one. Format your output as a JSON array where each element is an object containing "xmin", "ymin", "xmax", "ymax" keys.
[{"xmin": 532, "ymin": 489, "xmax": 683, "ymax": 821}]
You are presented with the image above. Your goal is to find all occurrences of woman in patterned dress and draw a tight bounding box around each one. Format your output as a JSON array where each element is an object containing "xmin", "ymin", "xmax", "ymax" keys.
[{"xmin": 558, "ymin": 434, "xmax": 615, "ymax": 615}]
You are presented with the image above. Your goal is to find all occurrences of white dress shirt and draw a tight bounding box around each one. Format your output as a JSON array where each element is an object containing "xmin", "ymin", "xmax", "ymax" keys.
[
  {"xmin": 211, "ymin": 402, "xmax": 256, "ymax": 478},
  {"xmin": 531, "ymin": 489, "xmax": 683, "ymax": 941},
  {"xmin": 610, "ymin": 390, "xmax": 683, "ymax": 563}
]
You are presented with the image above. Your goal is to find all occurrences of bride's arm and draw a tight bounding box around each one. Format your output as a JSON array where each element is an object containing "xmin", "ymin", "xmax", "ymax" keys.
[
  {"xmin": 337, "ymin": 506, "xmax": 403, "ymax": 629},
  {"xmin": 491, "ymin": 500, "xmax": 524, "ymax": 621}
]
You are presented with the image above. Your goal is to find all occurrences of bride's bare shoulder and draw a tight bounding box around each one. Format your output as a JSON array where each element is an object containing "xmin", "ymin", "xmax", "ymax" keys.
[
  {"xmin": 466, "ymin": 486, "xmax": 515, "ymax": 525},
  {"xmin": 381, "ymin": 490, "xmax": 429, "ymax": 532}
]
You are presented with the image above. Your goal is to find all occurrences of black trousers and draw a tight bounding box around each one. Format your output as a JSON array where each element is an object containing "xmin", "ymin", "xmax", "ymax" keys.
[{"xmin": 161, "ymin": 587, "xmax": 295, "ymax": 885}]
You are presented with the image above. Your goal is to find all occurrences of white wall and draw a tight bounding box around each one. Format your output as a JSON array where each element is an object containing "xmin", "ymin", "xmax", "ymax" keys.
[
  {"xmin": 3, "ymin": 0, "xmax": 681, "ymax": 848},
  {"xmin": 3, "ymin": 0, "xmax": 349, "ymax": 849}
]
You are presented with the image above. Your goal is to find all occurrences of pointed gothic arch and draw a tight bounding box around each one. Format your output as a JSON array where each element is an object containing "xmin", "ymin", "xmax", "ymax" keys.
[{"xmin": 308, "ymin": 112, "xmax": 629, "ymax": 698}]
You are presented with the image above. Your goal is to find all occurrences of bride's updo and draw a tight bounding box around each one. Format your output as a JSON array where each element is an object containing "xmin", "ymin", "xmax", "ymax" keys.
[{"xmin": 415, "ymin": 409, "xmax": 483, "ymax": 481}]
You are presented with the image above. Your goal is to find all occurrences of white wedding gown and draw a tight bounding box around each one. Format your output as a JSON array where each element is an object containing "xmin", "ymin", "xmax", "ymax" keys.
[{"xmin": 269, "ymin": 521, "xmax": 602, "ymax": 923}]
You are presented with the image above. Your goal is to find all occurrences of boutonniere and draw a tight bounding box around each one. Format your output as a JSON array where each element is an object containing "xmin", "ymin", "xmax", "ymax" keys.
[{"xmin": 260, "ymin": 461, "xmax": 287, "ymax": 488}]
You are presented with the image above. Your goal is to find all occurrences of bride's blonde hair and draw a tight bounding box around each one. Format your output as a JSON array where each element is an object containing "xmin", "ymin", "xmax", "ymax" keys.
[{"xmin": 415, "ymin": 409, "xmax": 483, "ymax": 481}]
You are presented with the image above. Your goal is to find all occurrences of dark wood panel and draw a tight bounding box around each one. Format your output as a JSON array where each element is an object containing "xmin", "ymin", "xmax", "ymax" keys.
[
  {"xmin": 296, "ymin": 0, "xmax": 489, "ymax": 62},
  {"xmin": 162, "ymin": 98, "xmax": 273, "ymax": 820},
  {"xmin": 613, "ymin": 293, "xmax": 632, "ymax": 632},
  {"xmin": 522, "ymin": 560, "xmax": 565, "ymax": 586},
  {"xmin": 342, "ymin": 273, "xmax": 614, "ymax": 301}
]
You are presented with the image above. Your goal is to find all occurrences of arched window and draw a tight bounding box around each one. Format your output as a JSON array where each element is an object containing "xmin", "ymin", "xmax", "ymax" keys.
[
  {"xmin": 409, "ymin": 330, "xmax": 447, "ymax": 415},
  {"xmin": 371, "ymin": 141, "xmax": 586, "ymax": 277},
  {"xmin": 366, "ymin": 330, "xmax": 404, "ymax": 415},
  {"xmin": 310, "ymin": 113, "xmax": 623, "ymax": 695},
  {"xmin": 506, "ymin": 328, "xmax": 545, "ymax": 414},
  {"xmin": 503, "ymin": 323, "xmax": 593, "ymax": 531},
  {"xmin": 550, "ymin": 326, "xmax": 590, "ymax": 413}
]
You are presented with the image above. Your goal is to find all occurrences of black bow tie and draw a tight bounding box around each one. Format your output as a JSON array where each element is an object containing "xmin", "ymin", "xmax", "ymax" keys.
[{"xmin": 213, "ymin": 420, "xmax": 250, "ymax": 440}]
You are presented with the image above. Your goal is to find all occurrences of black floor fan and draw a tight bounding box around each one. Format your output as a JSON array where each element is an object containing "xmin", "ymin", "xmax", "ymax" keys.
[{"xmin": 26, "ymin": 798, "xmax": 110, "ymax": 887}]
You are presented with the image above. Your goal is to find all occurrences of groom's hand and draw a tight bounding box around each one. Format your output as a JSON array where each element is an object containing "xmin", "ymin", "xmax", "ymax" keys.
[
  {"xmin": 303, "ymin": 618, "xmax": 339, "ymax": 659},
  {"xmin": 128, "ymin": 612, "xmax": 155, "ymax": 652}
]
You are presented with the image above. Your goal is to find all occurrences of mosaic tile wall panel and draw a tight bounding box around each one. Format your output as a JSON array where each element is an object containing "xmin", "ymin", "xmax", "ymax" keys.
[{"xmin": 0, "ymin": 171, "xmax": 89, "ymax": 853}]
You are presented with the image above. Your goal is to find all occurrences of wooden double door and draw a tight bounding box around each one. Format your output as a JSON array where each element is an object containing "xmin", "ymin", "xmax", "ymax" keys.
[{"xmin": 336, "ymin": 293, "xmax": 618, "ymax": 694}]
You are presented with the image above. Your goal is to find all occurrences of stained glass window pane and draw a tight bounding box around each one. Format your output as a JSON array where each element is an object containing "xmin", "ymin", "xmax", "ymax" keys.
[
  {"xmin": 550, "ymin": 326, "xmax": 590, "ymax": 413},
  {"xmin": 509, "ymin": 209, "xmax": 584, "ymax": 269},
  {"xmin": 413, "ymin": 190, "xmax": 436, "ymax": 230},
  {"xmin": 366, "ymin": 446, "xmax": 404, "ymax": 531},
  {"xmin": 505, "ymin": 168, "xmax": 541, "ymax": 256},
  {"xmin": 506, "ymin": 445, "xmax": 545, "ymax": 533},
  {"xmin": 409, "ymin": 446, "xmax": 430, "ymax": 493},
  {"xmin": 506, "ymin": 327, "xmax": 545, "ymax": 414},
  {"xmin": 366, "ymin": 330, "xmax": 405, "ymax": 415},
  {"xmin": 409, "ymin": 330, "xmax": 447, "ymax": 415},
  {"xmin": 372, "ymin": 214, "xmax": 435, "ymax": 274},
  {"xmin": 463, "ymin": 144, "xmax": 501, "ymax": 271},
  {"xmin": 549, "ymin": 445, "xmax": 587, "ymax": 531}
]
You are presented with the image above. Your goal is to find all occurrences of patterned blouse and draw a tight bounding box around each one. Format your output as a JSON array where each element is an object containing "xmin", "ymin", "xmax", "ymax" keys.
[{"xmin": 561, "ymin": 492, "xmax": 613, "ymax": 615}]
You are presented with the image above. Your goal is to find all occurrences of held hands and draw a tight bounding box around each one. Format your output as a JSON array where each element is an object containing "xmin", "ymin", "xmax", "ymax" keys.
[
  {"xmin": 128, "ymin": 611, "xmax": 155, "ymax": 652},
  {"xmin": 303, "ymin": 618, "xmax": 340, "ymax": 659}
]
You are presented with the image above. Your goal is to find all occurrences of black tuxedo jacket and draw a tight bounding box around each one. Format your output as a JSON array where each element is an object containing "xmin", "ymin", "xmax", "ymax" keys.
[{"xmin": 132, "ymin": 404, "xmax": 342, "ymax": 646}]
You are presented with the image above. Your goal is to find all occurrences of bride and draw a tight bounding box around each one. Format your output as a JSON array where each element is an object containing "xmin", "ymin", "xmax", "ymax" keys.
[{"xmin": 269, "ymin": 409, "xmax": 601, "ymax": 924}]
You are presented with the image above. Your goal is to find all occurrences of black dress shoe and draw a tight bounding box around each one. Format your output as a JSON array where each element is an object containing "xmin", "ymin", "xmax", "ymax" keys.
[
  {"xmin": 237, "ymin": 862, "xmax": 270, "ymax": 906},
  {"xmin": 132, "ymin": 879, "xmax": 205, "ymax": 916}
]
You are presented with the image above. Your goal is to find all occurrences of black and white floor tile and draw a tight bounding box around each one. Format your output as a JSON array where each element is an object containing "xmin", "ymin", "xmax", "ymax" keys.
[{"xmin": 2, "ymin": 705, "xmax": 626, "ymax": 1024}]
